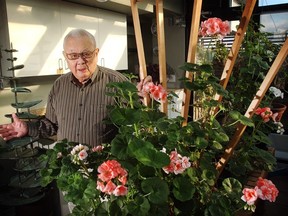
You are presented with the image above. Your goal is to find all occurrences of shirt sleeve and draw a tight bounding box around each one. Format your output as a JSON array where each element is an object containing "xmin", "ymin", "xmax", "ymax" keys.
[
  {"xmin": 27, "ymin": 116, "xmax": 58, "ymax": 139},
  {"xmin": 27, "ymin": 85, "xmax": 59, "ymax": 139}
]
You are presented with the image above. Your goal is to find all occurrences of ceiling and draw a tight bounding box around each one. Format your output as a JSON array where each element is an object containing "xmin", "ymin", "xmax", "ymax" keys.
[{"xmin": 63, "ymin": 0, "xmax": 185, "ymax": 16}]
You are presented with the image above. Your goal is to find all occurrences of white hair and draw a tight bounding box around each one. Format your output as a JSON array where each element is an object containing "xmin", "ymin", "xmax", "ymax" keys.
[{"xmin": 63, "ymin": 29, "xmax": 96, "ymax": 48}]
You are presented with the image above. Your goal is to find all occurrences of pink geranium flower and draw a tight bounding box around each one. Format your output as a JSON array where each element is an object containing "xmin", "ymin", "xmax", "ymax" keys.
[
  {"xmin": 97, "ymin": 160, "xmax": 128, "ymax": 196},
  {"xmin": 138, "ymin": 82, "xmax": 167, "ymax": 102},
  {"xmin": 199, "ymin": 17, "xmax": 230, "ymax": 39},
  {"xmin": 162, "ymin": 149, "xmax": 191, "ymax": 175},
  {"xmin": 242, "ymin": 177, "xmax": 279, "ymax": 208},
  {"xmin": 241, "ymin": 188, "xmax": 258, "ymax": 205},
  {"xmin": 92, "ymin": 145, "xmax": 104, "ymax": 152},
  {"xmin": 255, "ymin": 107, "xmax": 273, "ymax": 122},
  {"xmin": 256, "ymin": 177, "xmax": 279, "ymax": 202},
  {"xmin": 78, "ymin": 149, "xmax": 88, "ymax": 160},
  {"xmin": 113, "ymin": 185, "xmax": 128, "ymax": 196}
]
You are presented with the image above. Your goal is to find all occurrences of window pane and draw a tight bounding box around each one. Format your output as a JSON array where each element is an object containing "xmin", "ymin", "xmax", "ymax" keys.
[
  {"xmin": 259, "ymin": 0, "xmax": 288, "ymax": 6},
  {"xmin": 260, "ymin": 12, "xmax": 288, "ymax": 33}
]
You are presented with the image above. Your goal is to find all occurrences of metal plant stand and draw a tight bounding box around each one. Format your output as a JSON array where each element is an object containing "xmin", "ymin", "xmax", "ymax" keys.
[{"xmin": 0, "ymin": 45, "xmax": 57, "ymax": 215}]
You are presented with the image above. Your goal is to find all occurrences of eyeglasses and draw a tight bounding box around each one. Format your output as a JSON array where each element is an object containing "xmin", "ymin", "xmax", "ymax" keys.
[{"xmin": 65, "ymin": 49, "xmax": 96, "ymax": 60}]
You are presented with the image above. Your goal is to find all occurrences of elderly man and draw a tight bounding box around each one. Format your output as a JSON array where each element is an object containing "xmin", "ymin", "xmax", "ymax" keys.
[{"xmin": 0, "ymin": 29, "xmax": 149, "ymax": 147}]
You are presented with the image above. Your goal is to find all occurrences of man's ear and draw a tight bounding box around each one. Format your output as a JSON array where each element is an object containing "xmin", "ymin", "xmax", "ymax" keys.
[
  {"xmin": 62, "ymin": 51, "xmax": 67, "ymax": 59},
  {"xmin": 95, "ymin": 48, "xmax": 100, "ymax": 56}
]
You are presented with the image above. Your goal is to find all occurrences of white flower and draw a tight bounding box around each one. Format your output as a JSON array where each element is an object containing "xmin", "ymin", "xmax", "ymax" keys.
[
  {"xmin": 269, "ymin": 86, "xmax": 284, "ymax": 98},
  {"xmin": 71, "ymin": 144, "xmax": 89, "ymax": 155},
  {"xmin": 78, "ymin": 149, "xmax": 88, "ymax": 160},
  {"xmin": 160, "ymin": 147, "xmax": 167, "ymax": 153},
  {"xmin": 57, "ymin": 152, "xmax": 62, "ymax": 159},
  {"xmin": 87, "ymin": 168, "xmax": 94, "ymax": 173},
  {"xmin": 274, "ymin": 121, "xmax": 285, "ymax": 135}
]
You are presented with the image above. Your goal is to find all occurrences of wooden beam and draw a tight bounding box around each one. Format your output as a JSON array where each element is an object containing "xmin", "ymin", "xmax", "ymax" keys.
[
  {"xmin": 181, "ymin": 0, "xmax": 203, "ymax": 125},
  {"xmin": 216, "ymin": 37, "xmax": 288, "ymax": 176},
  {"xmin": 130, "ymin": 0, "xmax": 149, "ymax": 106},
  {"xmin": 155, "ymin": 0, "xmax": 167, "ymax": 114},
  {"xmin": 214, "ymin": 0, "xmax": 257, "ymax": 103}
]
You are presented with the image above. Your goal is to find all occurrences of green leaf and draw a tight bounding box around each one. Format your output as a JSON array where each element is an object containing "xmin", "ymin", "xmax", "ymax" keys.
[
  {"xmin": 109, "ymin": 108, "xmax": 142, "ymax": 125},
  {"xmin": 107, "ymin": 81, "xmax": 138, "ymax": 92},
  {"xmin": 109, "ymin": 200, "xmax": 123, "ymax": 216},
  {"xmin": 83, "ymin": 180, "xmax": 98, "ymax": 200},
  {"xmin": 229, "ymin": 111, "xmax": 254, "ymax": 127},
  {"xmin": 172, "ymin": 176, "xmax": 195, "ymax": 201},
  {"xmin": 254, "ymin": 130, "xmax": 272, "ymax": 145},
  {"xmin": 212, "ymin": 140, "xmax": 223, "ymax": 150},
  {"xmin": 195, "ymin": 137, "xmax": 208, "ymax": 149},
  {"xmin": 201, "ymin": 169, "xmax": 216, "ymax": 186},
  {"xmin": 129, "ymin": 139, "xmax": 170, "ymax": 168},
  {"xmin": 208, "ymin": 204, "xmax": 231, "ymax": 216},
  {"xmin": 127, "ymin": 196, "xmax": 150, "ymax": 216},
  {"xmin": 111, "ymin": 134, "xmax": 129, "ymax": 159},
  {"xmin": 141, "ymin": 177, "xmax": 169, "ymax": 204},
  {"xmin": 222, "ymin": 178, "xmax": 242, "ymax": 194},
  {"xmin": 212, "ymin": 130, "xmax": 229, "ymax": 142}
]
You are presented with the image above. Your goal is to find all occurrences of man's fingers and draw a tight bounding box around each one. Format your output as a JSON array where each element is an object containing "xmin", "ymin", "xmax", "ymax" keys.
[
  {"xmin": 0, "ymin": 131, "xmax": 17, "ymax": 141},
  {"xmin": 142, "ymin": 75, "xmax": 152, "ymax": 86},
  {"xmin": 12, "ymin": 113, "xmax": 20, "ymax": 123}
]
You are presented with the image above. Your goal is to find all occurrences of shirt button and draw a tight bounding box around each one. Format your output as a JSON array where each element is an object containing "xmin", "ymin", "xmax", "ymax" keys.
[
  {"xmin": 78, "ymin": 118, "xmax": 81, "ymax": 121},
  {"xmin": 76, "ymin": 133, "xmax": 79, "ymax": 137},
  {"xmin": 79, "ymin": 103, "xmax": 83, "ymax": 106}
]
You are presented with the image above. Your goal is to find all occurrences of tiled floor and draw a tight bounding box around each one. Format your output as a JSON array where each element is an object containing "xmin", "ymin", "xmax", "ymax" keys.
[{"xmin": 253, "ymin": 161, "xmax": 288, "ymax": 216}]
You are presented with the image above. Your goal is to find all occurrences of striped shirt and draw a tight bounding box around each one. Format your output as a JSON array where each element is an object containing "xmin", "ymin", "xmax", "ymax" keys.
[{"xmin": 27, "ymin": 66, "xmax": 128, "ymax": 147}]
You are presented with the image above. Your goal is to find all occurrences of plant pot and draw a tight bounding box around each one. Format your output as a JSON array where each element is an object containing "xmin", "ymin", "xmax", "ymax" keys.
[{"xmin": 271, "ymin": 103, "xmax": 287, "ymax": 122}]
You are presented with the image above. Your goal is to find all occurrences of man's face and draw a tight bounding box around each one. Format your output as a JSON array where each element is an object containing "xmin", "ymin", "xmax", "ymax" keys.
[{"xmin": 63, "ymin": 35, "xmax": 99, "ymax": 83}]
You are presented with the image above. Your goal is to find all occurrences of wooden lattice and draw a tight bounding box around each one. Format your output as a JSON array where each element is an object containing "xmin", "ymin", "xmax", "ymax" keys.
[{"xmin": 130, "ymin": 0, "xmax": 288, "ymax": 179}]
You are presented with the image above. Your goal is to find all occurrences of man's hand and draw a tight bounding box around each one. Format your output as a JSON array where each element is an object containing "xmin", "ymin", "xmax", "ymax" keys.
[
  {"xmin": 137, "ymin": 75, "xmax": 152, "ymax": 92},
  {"xmin": 0, "ymin": 113, "xmax": 28, "ymax": 141}
]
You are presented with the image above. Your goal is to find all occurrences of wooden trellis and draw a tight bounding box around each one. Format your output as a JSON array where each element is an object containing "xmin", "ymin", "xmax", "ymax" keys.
[{"xmin": 130, "ymin": 0, "xmax": 288, "ymax": 178}]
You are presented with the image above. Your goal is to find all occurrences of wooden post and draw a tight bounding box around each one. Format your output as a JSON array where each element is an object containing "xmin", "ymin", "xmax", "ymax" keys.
[
  {"xmin": 130, "ymin": 0, "xmax": 149, "ymax": 106},
  {"xmin": 155, "ymin": 0, "xmax": 167, "ymax": 114},
  {"xmin": 216, "ymin": 37, "xmax": 288, "ymax": 176},
  {"xmin": 181, "ymin": 0, "xmax": 203, "ymax": 126}
]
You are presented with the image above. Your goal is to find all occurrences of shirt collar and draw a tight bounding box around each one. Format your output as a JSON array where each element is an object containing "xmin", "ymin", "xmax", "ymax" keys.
[{"xmin": 70, "ymin": 66, "xmax": 99, "ymax": 87}]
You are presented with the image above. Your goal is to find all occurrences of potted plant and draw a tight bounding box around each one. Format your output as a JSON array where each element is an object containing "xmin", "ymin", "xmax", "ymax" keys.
[
  {"xmin": 39, "ymin": 62, "xmax": 279, "ymax": 215},
  {"xmin": 199, "ymin": 19, "xmax": 286, "ymax": 177},
  {"xmin": 38, "ymin": 17, "xmax": 282, "ymax": 216}
]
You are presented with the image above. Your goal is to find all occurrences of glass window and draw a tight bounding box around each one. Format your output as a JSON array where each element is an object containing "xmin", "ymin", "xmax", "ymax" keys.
[
  {"xmin": 259, "ymin": 0, "xmax": 288, "ymax": 6},
  {"xmin": 230, "ymin": 0, "xmax": 246, "ymax": 7},
  {"xmin": 260, "ymin": 12, "xmax": 288, "ymax": 33}
]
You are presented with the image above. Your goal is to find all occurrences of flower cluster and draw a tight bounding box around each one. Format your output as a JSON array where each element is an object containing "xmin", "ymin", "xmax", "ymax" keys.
[
  {"xmin": 255, "ymin": 107, "xmax": 276, "ymax": 123},
  {"xmin": 197, "ymin": 17, "xmax": 231, "ymax": 65},
  {"xmin": 138, "ymin": 82, "xmax": 167, "ymax": 102},
  {"xmin": 241, "ymin": 177, "xmax": 279, "ymax": 212},
  {"xmin": 269, "ymin": 86, "xmax": 284, "ymax": 99},
  {"xmin": 255, "ymin": 107, "xmax": 285, "ymax": 134},
  {"xmin": 199, "ymin": 17, "xmax": 230, "ymax": 39},
  {"xmin": 97, "ymin": 160, "xmax": 128, "ymax": 196},
  {"xmin": 71, "ymin": 144, "xmax": 89, "ymax": 164},
  {"xmin": 161, "ymin": 149, "xmax": 191, "ymax": 175},
  {"xmin": 275, "ymin": 121, "xmax": 285, "ymax": 134}
]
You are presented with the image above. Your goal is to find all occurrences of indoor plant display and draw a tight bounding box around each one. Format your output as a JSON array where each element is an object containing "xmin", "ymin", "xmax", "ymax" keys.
[
  {"xmin": 198, "ymin": 19, "xmax": 286, "ymax": 178},
  {"xmin": 39, "ymin": 17, "xmax": 281, "ymax": 216},
  {"xmin": 39, "ymin": 63, "xmax": 278, "ymax": 215}
]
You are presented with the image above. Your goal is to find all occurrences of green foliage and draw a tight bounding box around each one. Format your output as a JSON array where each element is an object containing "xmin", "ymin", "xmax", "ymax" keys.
[{"xmin": 39, "ymin": 57, "xmax": 278, "ymax": 215}]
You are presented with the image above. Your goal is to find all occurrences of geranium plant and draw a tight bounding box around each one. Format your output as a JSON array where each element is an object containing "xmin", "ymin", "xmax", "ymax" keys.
[
  {"xmin": 39, "ymin": 63, "xmax": 279, "ymax": 216},
  {"xmin": 38, "ymin": 17, "xmax": 282, "ymax": 216},
  {"xmin": 197, "ymin": 18, "xmax": 285, "ymax": 179}
]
